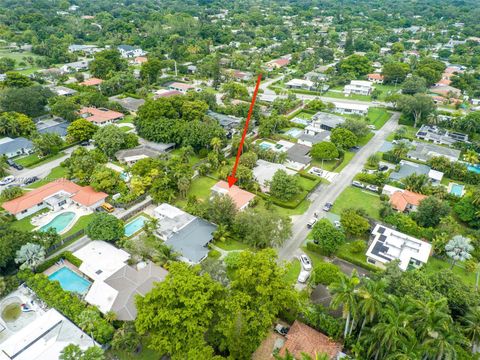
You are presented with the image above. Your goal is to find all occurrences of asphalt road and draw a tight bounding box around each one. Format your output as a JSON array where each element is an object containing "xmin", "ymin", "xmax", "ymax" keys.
[{"xmin": 277, "ymin": 112, "xmax": 401, "ymax": 260}]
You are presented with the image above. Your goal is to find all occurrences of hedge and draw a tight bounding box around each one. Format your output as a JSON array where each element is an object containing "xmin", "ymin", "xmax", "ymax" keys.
[
  {"xmin": 18, "ymin": 270, "xmax": 115, "ymax": 343},
  {"xmin": 35, "ymin": 251, "xmax": 83, "ymax": 273},
  {"xmin": 382, "ymin": 152, "xmax": 400, "ymax": 164},
  {"xmin": 306, "ymin": 241, "xmax": 330, "ymax": 257},
  {"xmin": 335, "ymin": 252, "xmax": 381, "ymax": 273},
  {"xmin": 256, "ymin": 190, "xmax": 309, "ymax": 209}
]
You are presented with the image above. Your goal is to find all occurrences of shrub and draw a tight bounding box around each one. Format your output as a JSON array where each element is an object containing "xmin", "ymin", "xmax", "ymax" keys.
[
  {"xmin": 86, "ymin": 213, "xmax": 124, "ymax": 242},
  {"xmin": 302, "ymin": 305, "xmax": 343, "ymax": 340},
  {"xmin": 311, "ymin": 262, "xmax": 343, "ymax": 285},
  {"xmin": 306, "ymin": 241, "xmax": 328, "ymax": 256},
  {"xmin": 208, "ymin": 250, "xmax": 221, "ymax": 259},
  {"xmin": 35, "ymin": 251, "xmax": 82, "ymax": 273},
  {"xmin": 349, "ymin": 240, "xmax": 367, "ymax": 254},
  {"xmin": 310, "ymin": 219, "xmax": 346, "ymax": 257},
  {"xmin": 224, "ymin": 252, "xmax": 242, "ymax": 271}
]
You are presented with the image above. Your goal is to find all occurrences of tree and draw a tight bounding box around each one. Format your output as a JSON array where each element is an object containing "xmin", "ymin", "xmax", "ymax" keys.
[
  {"xmin": 15, "ymin": 243, "xmax": 45, "ymax": 270},
  {"xmin": 329, "ymin": 270, "xmax": 360, "ymax": 338},
  {"xmin": 397, "ymin": 94, "xmax": 436, "ymax": 127},
  {"xmin": 49, "ymin": 96, "xmax": 80, "ymax": 122},
  {"xmin": 86, "ymin": 213, "xmax": 124, "ymax": 242},
  {"xmin": 100, "ymin": 72, "xmax": 140, "ymax": 97},
  {"xmin": 330, "ymin": 128, "xmax": 358, "ymax": 150},
  {"xmin": 269, "ymin": 170, "xmax": 301, "ymax": 201},
  {"xmin": 135, "ymin": 263, "xmax": 223, "ymax": 360},
  {"xmin": 357, "ymin": 279, "xmax": 386, "ymax": 339},
  {"xmin": 311, "ymin": 262, "xmax": 343, "ymax": 285},
  {"xmin": 33, "ymin": 133, "xmax": 64, "ymax": 156},
  {"xmin": 89, "ymin": 49, "xmax": 127, "ymax": 79},
  {"xmin": 0, "ymin": 112, "xmax": 36, "ymax": 138},
  {"xmin": 67, "ymin": 119, "xmax": 98, "ymax": 142},
  {"xmin": 311, "ymin": 219, "xmax": 345, "ymax": 256},
  {"xmin": 0, "ymin": 85, "xmax": 53, "ymax": 117},
  {"xmin": 60, "ymin": 344, "xmax": 105, "ymax": 360},
  {"xmin": 221, "ymin": 81, "xmax": 249, "ymax": 99},
  {"xmin": 140, "ymin": 58, "xmax": 163, "ymax": 84},
  {"xmin": 310, "ymin": 142, "xmax": 339, "ymax": 162},
  {"xmin": 339, "ymin": 118, "xmax": 370, "ymax": 138},
  {"xmin": 206, "ymin": 194, "xmax": 238, "ymax": 227},
  {"xmin": 4, "ymin": 72, "xmax": 33, "ymax": 88},
  {"xmin": 382, "ymin": 62, "xmax": 409, "ymax": 84},
  {"xmin": 414, "ymin": 197, "xmax": 450, "ymax": 227},
  {"xmin": 233, "ymin": 209, "xmax": 292, "ymax": 248},
  {"xmin": 1, "ymin": 186, "xmax": 23, "ymax": 201},
  {"xmin": 62, "ymin": 147, "xmax": 107, "ymax": 184},
  {"xmin": 92, "ymin": 124, "xmax": 130, "ymax": 158},
  {"xmin": 445, "ymin": 235, "xmax": 473, "ymax": 269},
  {"xmin": 401, "ymin": 75, "xmax": 427, "ymax": 95},
  {"xmin": 0, "ymin": 58, "xmax": 15, "ymax": 73},
  {"xmin": 403, "ymin": 173, "xmax": 429, "ymax": 193},
  {"xmin": 239, "ymin": 151, "xmax": 258, "ymax": 169},
  {"xmin": 338, "ymin": 55, "xmax": 373, "ymax": 77},
  {"xmin": 340, "ymin": 208, "xmax": 370, "ymax": 237},
  {"xmin": 0, "ymin": 157, "xmax": 8, "ymax": 178},
  {"xmin": 462, "ymin": 307, "xmax": 480, "ymax": 353},
  {"xmin": 111, "ymin": 322, "xmax": 141, "ymax": 353}
]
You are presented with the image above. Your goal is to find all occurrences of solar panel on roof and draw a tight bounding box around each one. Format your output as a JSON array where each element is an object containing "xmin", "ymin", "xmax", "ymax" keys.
[{"xmin": 378, "ymin": 226, "xmax": 386, "ymax": 234}]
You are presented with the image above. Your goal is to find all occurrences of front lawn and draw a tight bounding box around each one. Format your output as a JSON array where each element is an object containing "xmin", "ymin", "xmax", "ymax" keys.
[
  {"xmin": 374, "ymin": 84, "xmax": 399, "ymax": 101},
  {"xmin": 15, "ymin": 151, "xmax": 66, "ymax": 168},
  {"xmin": 331, "ymin": 187, "xmax": 382, "ymax": 220},
  {"xmin": 367, "ymin": 108, "xmax": 391, "ymax": 129},
  {"xmin": 214, "ymin": 237, "xmax": 251, "ymax": 251},
  {"xmin": 312, "ymin": 151, "xmax": 355, "ymax": 173},
  {"xmin": 284, "ymin": 259, "xmax": 301, "ymax": 284},
  {"xmin": 28, "ymin": 166, "xmax": 68, "ymax": 189},
  {"xmin": 323, "ymin": 90, "xmax": 371, "ymax": 102}
]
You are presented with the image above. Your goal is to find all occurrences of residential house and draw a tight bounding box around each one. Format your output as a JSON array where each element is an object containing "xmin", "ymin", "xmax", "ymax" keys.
[
  {"xmin": 109, "ymin": 96, "xmax": 145, "ymax": 113},
  {"xmin": 211, "ymin": 181, "xmax": 255, "ymax": 211},
  {"xmin": 343, "ymin": 80, "xmax": 373, "ymax": 96},
  {"xmin": 304, "ymin": 71, "xmax": 328, "ymax": 82},
  {"xmin": 389, "ymin": 190, "xmax": 427, "ymax": 212},
  {"xmin": 153, "ymin": 89, "xmax": 183, "ymax": 99},
  {"xmin": 416, "ymin": 125, "xmax": 468, "ymax": 146},
  {"xmin": 367, "ymin": 73, "xmax": 384, "ymax": 84},
  {"xmin": 310, "ymin": 111, "xmax": 346, "ymax": 131},
  {"xmin": 429, "ymin": 85, "xmax": 462, "ymax": 99},
  {"xmin": 253, "ymin": 159, "xmax": 296, "ymax": 192},
  {"xmin": 115, "ymin": 143, "xmax": 174, "ymax": 165},
  {"xmin": 278, "ymin": 320, "xmax": 343, "ymax": 359},
  {"xmin": 407, "ymin": 142, "xmax": 461, "ymax": 162},
  {"xmin": 207, "ymin": 110, "xmax": 241, "ymax": 131},
  {"xmin": 167, "ymin": 82, "xmax": 195, "ymax": 93},
  {"xmin": 73, "ymin": 241, "xmax": 168, "ymax": 320},
  {"xmin": 0, "ymin": 137, "xmax": 34, "ymax": 159},
  {"xmin": 132, "ymin": 56, "xmax": 147, "ymax": 65},
  {"xmin": 46, "ymin": 85, "xmax": 77, "ymax": 96},
  {"xmin": 366, "ymin": 224, "xmax": 432, "ymax": 271},
  {"xmin": 297, "ymin": 131, "xmax": 330, "ymax": 148},
  {"xmin": 286, "ymin": 144, "xmax": 312, "ymax": 170},
  {"xmin": 36, "ymin": 118, "xmax": 69, "ymax": 138},
  {"xmin": 332, "ymin": 101, "xmax": 369, "ymax": 116},
  {"xmin": 79, "ymin": 77, "xmax": 103, "ymax": 87},
  {"xmin": 68, "ymin": 44, "xmax": 101, "ymax": 55},
  {"xmin": 265, "ymin": 58, "xmax": 290, "ymax": 70},
  {"xmin": 154, "ymin": 204, "xmax": 217, "ymax": 264},
  {"xmin": 227, "ymin": 69, "xmax": 253, "ymax": 81},
  {"xmin": 389, "ymin": 160, "xmax": 444, "ymax": 184},
  {"xmin": 60, "ymin": 60, "xmax": 91, "ymax": 74},
  {"xmin": 79, "ymin": 107, "xmax": 124, "ymax": 125},
  {"xmin": 117, "ymin": 45, "xmax": 146, "ymax": 58},
  {"xmin": 2, "ymin": 180, "xmax": 107, "ymax": 220},
  {"xmin": 285, "ymin": 79, "xmax": 314, "ymax": 90}
]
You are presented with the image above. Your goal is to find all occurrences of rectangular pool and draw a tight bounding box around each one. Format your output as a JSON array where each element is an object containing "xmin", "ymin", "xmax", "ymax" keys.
[
  {"xmin": 48, "ymin": 267, "xmax": 91, "ymax": 295},
  {"xmin": 449, "ymin": 183, "xmax": 464, "ymax": 197},
  {"xmin": 284, "ymin": 128, "xmax": 303, "ymax": 138},
  {"xmin": 124, "ymin": 215, "xmax": 148, "ymax": 237},
  {"xmin": 467, "ymin": 165, "xmax": 480, "ymax": 174}
]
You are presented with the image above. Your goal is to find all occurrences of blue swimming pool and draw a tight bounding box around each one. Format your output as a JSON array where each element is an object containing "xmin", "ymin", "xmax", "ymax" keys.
[
  {"xmin": 259, "ymin": 141, "xmax": 274, "ymax": 150},
  {"xmin": 48, "ymin": 267, "xmax": 91, "ymax": 294},
  {"xmin": 40, "ymin": 212, "xmax": 76, "ymax": 233},
  {"xmin": 124, "ymin": 215, "xmax": 148, "ymax": 237},
  {"xmin": 285, "ymin": 128, "xmax": 303, "ymax": 138},
  {"xmin": 467, "ymin": 165, "xmax": 480, "ymax": 174},
  {"xmin": 450, "ymin": 183, "xmax": 464, "ymax": 197}
]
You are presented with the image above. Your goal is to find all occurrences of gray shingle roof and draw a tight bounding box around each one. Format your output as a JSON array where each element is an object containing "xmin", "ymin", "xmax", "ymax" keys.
[
  {"xmin": 287, "ymin": 144, "xmax": 311, "ymax": 164},
  {"xmin": 389, "ymin": 161, "xmax": 431, "ymax": 181},
  {"xmin": 0, "ymin": 137, "xmax": 33, "ymax": 154}
]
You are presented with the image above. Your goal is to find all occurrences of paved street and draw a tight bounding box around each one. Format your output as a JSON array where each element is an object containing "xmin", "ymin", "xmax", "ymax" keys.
[{"xmin": 278, "ymin": 112, "xmax": 400, "ymax": 260}]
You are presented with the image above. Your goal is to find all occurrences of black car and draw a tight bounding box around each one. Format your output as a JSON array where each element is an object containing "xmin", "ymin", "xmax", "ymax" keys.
[
  {"xmin": 23, "ymin": 176, "xmax": 39, "ymax": 185},
  {"xmin": 13, "ymin": 163, "xmax": 23, "ymax": 170},
  {"xmin": 323, "ymin": 202, "xmax": 333, "ymax": 212},
  {"xmin": 80, "ymin": 140, "xmax": 90, "ymax": 146},
  {"xmin": 378, "ymin": 165, "xmax": 389, "ymax": 172},
  {"xmin": 6, "ymin": 159, "xmax": 15, "ymax": 167}
]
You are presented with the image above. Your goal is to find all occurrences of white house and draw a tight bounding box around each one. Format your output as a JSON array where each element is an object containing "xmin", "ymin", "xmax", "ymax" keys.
[
  {"xmin": 117, "ymin": 45, "xmax": 146, "ymax": 58},
  {"xmin": 0, "ymin": 137, "xmax": 34, "ymax": 159},
  {"xmin": 343, "ymin": 80, "xmax": 373, "ymax": 96},
  {"xmin": 167, "ymin": 82, "xmax": 196, "ymax": 93},
  {"xmin": 285, "ymin": 79, "xmax": 314, "ymax": 90},
  {"xmin": 366, "ymin": 224, "xmax": 432, "ymax": 271},
  {"xmin": 59, "ymin": 60, "xmax": 91, "ymax": 74},
  {"xmin": 332, "ymin": 101, "xmax": 369, "ymax": 116}
]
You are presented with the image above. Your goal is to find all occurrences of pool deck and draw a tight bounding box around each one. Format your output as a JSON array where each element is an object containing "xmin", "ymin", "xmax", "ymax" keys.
[
  {"xmin": 32, "ymin": 206, "xmax": 92, "ymax": 235},
  {"xmin": 43, "ymin": 260, "xmax": 85, "ymax": 278}
]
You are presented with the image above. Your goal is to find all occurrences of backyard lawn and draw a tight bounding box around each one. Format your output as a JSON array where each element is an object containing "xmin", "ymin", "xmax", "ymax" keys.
[
  {"xmin": 60, "ymin": 213, "xmax": 96, "ymax": 239},
  {"xmin": 367, "ymin": 108, "xmax": 391, "ymax": 129},
  {"xmin": 331, "ymin": 187, "xmax": 382, "ymax": 219},
  {"xmin": 28, "ymin": 166, "xmax": 68, "ymax": 189},
  {"xmin": 294, "ymin": 111, "xmax": 314, "ymax": 120},
  {"xmin": 9, "ymin": 208, "xmax": 49, "ymax": 232},
  {"xmin": 214, "ymin": 237, "xmax": 251, "ymax": 251},
  {"xmin": 424, "ymin": 257, "xmax": 476, "ymax": 287},
  {"xmin": 16, "ymin": 152, "xmax": 66, "ymax": 168},
  {"xmin": 323, "ymin": 90, "xmax": 371, "ymax": 102}
]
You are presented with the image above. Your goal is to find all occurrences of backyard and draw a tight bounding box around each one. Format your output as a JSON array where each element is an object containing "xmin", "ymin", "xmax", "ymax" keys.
[
  {"xmin": 15, "ymin": 152, "xmax": 66, "ymax": 168},
  {"xmin": 331, "ymin": 186, "xmax": 382, "ymax": 220},
  {"xmin": 366, "ymin": 108, "xmax": 391, "ymax": 129},
  {"xmin": 311, "ymin": 151, "xmax": 355, "ymax": 172}
]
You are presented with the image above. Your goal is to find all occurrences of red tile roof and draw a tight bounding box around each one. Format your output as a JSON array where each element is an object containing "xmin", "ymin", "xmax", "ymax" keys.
[
  {"xmin": 2, "ymin": 180, "xmax": 107, "ymax": 215},
  {"xmin": 79, "ymin": 107, "xmax": 124, "ymax": 124},
  {"xmin": 168, "ymin": 82, "xmax": 194, "ymax": 91},
  {"xmin": 390, "ymin": 190, "xmax": 427, "ymax": 212},
  {"xmin": 279, "ymin": 321, "xmax": 342, "ymax": 359},
  {"xmin": 212, "ymin": 181, "xmax": 255, "ymax": 210},
  {"xmin": 368, "ymin": 73, "xmax": 384, "ymax": 80},
  {"xmin": 134, "ymin": 56, "xmax": 148, "ymax": 64},
  {"xmin": 154, "ymin": 90, "xmax": 183, "ymax": 98},
  {"xmin": 79, "ymin": 77, "xmax": 103, "ymax": 86}
]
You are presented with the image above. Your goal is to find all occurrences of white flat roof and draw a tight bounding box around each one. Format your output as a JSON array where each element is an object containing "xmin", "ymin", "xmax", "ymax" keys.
[
  {"xmin": 332, "ymin": 101, "xmax": 369, "ymax": 111},
  {"xmin": 84, "ymin": 279, "xmax": 119, "ymax": 314},
  {"xmin": 253, "ymin": 159, "xmax": 296, "ymax": 189},
  {"xmin": 74, "ymin": 240, "xmax": 130, "ymax": 281}
]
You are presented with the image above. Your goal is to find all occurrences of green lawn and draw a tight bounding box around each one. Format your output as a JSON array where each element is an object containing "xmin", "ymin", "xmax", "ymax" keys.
[
  {"xmin": 424, "ymin": 257, "xmax": 476, "ymax": 287},
  {"xmin": 367, "ymin": 108, "xmax": 391, "ymax": 129},
  {"xmin": 214, "ymin": 238, "xmax": 251, "ymax": 251},
  {"xmin": 187, "ymin": 176, "xmax": 217, "ymax": 201},
  {"xmin": 119, "ymin": 126, "xmax": 132, "ymax": 133},
  {"xmin": 9, "ymin": 208, "xmax": 50, "ymax": 232},
  {"xmin": 295, "ymin": 111, "xmax": 314, "ymax": 120},
  {"xmin": 358, "ymin": 132, "xmax": 375, "ymax": 146},
  {"xmin": 323, "ymin": 90, "xmax": 371, "ymax": 102},
  {"xmin": 374, "ymin": 84, "xmax": 399, "ymax": 101},
  {"xmin": 118, "ymin": 115, "xmax": 135, "ymax": 124},
  {"xmin": 16, "ymin": 152, "xmax": 65, "ymax": 168},
  {"xmin": 331, "ymin": 187, "xmax": 382, "ymax": 220},
  {"xmin": 0, "ymin": 48, "xmax": 44, "ymax": 74},
  {"xmin": 302, "ymin": 247, "xmax": 326, "ymax": 268},
  {"xmin": 284, "ymin": 259, "xmax": 301, "ymax": 284},
  {"xmin": 386, "ymin": 125, "xmax": 418, "ymax": 142},
  {"xmin": 312, "ymin": 151, "xmax": 355, "ymax": 172},
  {"xmin": 337, "ymin": 241, "xmax": 372, "ymax": 269},
  {"xmin": 61, "ymin": 213, "xmax": 96, "ymax": 239},
  {"xmin": 335, "ymin": 151, "xmax": 355, "ymax": 172},
  {"xmin": 297, "ymin": 175, "xmax": 320, "ymax": 192},
  {"xmin": 28, "ymin": 166, "xmax": 68, "ymax": 189}
]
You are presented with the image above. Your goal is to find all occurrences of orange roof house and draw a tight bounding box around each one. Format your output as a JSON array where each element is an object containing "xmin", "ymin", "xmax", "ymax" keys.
[
  {"xmin": 79, "ymin": 77, "xmax": 103, "ymax": 86},
  {"xmin": 79, "ymin": 107, "xmax": 124, "ymax": 125},
  {"xmin": 367, "ymin": 73, "xmax": 384, "ymax": 83},
  {"xmin": 133, "ymin": 56, "xmax": 148, "ymax": 64},
  {"xmin": 2, "ymin": 180, "xmax": 107, "ymax": 219},
  {"xmin": 390, "ymin": 190, "xmax": 427, "ymax": 212},
  {"xmin": 279, "ymin": 321, "xmax": 343, "ymax": 360},
  {"xmin": 266, "ymin": 58, "xmax": 290, "ymax": 69},
  {"xmin": 211, "ymin": 181, "xmax": 255, "ymax": 210}
]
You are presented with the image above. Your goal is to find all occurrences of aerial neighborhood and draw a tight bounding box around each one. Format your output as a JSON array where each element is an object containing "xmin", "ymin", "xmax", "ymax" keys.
[{"xmin": 0, "ymin": 0, "xmax": 479, "ymax": 359}]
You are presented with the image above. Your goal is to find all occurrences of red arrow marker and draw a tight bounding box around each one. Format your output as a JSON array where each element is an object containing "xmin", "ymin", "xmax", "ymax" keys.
[{"xmin": 227, "ymin": 73, "xmax": 262, "ymax": 188}]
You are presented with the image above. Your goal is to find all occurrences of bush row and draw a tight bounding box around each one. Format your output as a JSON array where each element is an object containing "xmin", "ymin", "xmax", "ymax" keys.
[
  {"xmin": 335, "ymin": 251, "xmax": 380, "ymax": 273},
  {"xmin": 35, "ymin": 251, "xmax": 83, "ymax": 273}
]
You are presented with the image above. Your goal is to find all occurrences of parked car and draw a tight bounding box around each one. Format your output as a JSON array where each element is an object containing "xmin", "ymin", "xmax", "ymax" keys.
[
  {"xmin": 23, "ymin": 176, "xmax": 39, "ymax": 185},
  {"xmin": 352, "ymin": 180, "xmax": 365, "ymax": 188},
  {"xmin": 6, "ymin": 159, "xmax": 15, "ymax": 167},
  {"xmin": 0, "ymin": 176, "xmax": 15, "ymax": 186},
  {"xmin": 299, "ymin": 254, "xmax": 312, "ymax": 271},
  {"xmin": 80, "ymin": 140, "xmax": 90, "ymax": 146},
  {"xmin": 378, "ymin": 165, "xmax": 389, "ymax": 172},
  {"xmin": 334, "ymin": 220, "xmax": 341, "ymax": 229},
  {"xmin": 13, "ymin": 163, "xmax": 23, "ymax": 170},
  {"xmin": 367, "ymin": 125, "xmax": 376, "ymax": 130},
  {"xmin": 323, "ymin": 202, "xmax": 333, "ymax": 212},
  {"xmin": 297, "ymin": 270, "xmax": 310, "ymax": 283},
  {"xmin": 307, "ymin": 218, "xmax": 317, "ymax": 229},
  {"xmin": 274, "ymin": 324, "xmax": 289, "ymax": 336},
  {"xmin": 350, "ymin": 145, "xmax": 360, "ymax": 151},
  {"xmin": 366, "ymin": 184, "xmax": 379, "ymax": 192}
]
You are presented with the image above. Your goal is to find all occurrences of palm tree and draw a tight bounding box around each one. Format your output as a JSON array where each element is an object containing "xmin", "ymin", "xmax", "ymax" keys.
[
  {"xmin": 410, "ymin": 297, "xmax": 452, "ymax": 343},
  {"xmin": 463, "ymin": 150, "xmax": 479, "ymax": 165},
  {"xmin": 470, "ymin": 188, "xmax": 480, "ymax": 207},
  {"xmin": 210, "ymin": 137, "xmax": 223, "ymax": 153},
  {"xmin": 421, "ymin": 329, "xmax": 465, "ymax": 360},
  {"xmin": 391, "ymin": 141, "xmax": 410, "ymax": 159},
  {"xmin": 104, "ymin": 311, "xmax": 117, "ymax": 324},
  {"xmin": 154, "ymin": 243, "xmax": 179, "ymax": 265},
  {"xmin": 357, "ymin": 278, "xmax": 386, "ymax": 339},
  {"xmin": 329, "ymin": 270, "xmax": 360, "ymax": 338},
  {"xmin": 462, "ymin": 307, "xmax": 480, "ymax": 353},
  {"xmin": 0, "ymin": 156, "xmax": 8, "ymax": 178},
  {"xmin": 177, "ymin": 177, "xmax": 191, "ymax": 198},
  {"xmin": 213, "ymin": 224, "xmax": 230, "ymax": 243},
  {"xmin": 15, "ymin": 243, "xmax": 45, "ymax": 270},
  {"xmin": 403, "ymin": 173, "xmax": 429, "ymax": 194},
  {"xmin": 445, "ymin": 235, "xmax": 473, "ymax": 269},
  {"xmin": 78, "ymin": 308, "xmax": 98, "ymax": 345}
]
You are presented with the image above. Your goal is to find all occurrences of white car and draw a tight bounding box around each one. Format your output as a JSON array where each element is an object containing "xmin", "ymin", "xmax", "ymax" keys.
[
  {"xmin": 297, "ymin": 270, "xmax": 310, "ymax": 283},
  {"xmin": 352, "ymin": 180, "xmax": 365, "ymax": 188},
  {"xmin": 299, "ymin": 254, "xmax": 312, "ymax": 271},
  {"xmin": 334, "ymin": 220, "xmax": 341, "ymax": 229},
  {"xmin": 366, "ymin": 184, "xmax": 379, "ymax": 192},
  {"xmin": 307, "ymin": 218, "xmax": 317, "ymax": 229},
  {"xmin": 0, "ymin": 176, "xmax": 15, "ymax": 186}
]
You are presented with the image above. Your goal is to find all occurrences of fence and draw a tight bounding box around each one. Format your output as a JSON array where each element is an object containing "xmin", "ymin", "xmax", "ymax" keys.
[
  {"xmin": 117, "ymin": 196, "xmax": 153, "ymax": 221},
  {"xmin": 46, "ymin": 229, "xmax": 85, "ymax": 254}
]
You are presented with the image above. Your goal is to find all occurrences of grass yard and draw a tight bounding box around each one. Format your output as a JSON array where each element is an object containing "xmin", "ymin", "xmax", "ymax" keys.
[
  {"xmin": 28, "ymin": 166, "xmax": 68, "ymax": 189},
  {"xmin": 214, "ymin": 237, "xmax": 251, "ymax": 251},
  {"xmin": 358, "ymin": 132, "xmax": 375, "ymax": 147},
  {"xmin": 311, "ymin": 151, "xmax": 355, "ymax": 173},
  {"xmin": 118, "ymin": 115, "xmax": 135, "ymax": 124},
  {"xmin": 335, "ymin": 151, "xmax": 355, "ymax": 172},
  {"xmin": 0, "ymin": 48, "xmax": 43, "ymax": 73},
  {"xmin": 15, "ymin": 152, "xmax": 65, "ymax": 168},
  {"xmin": 284, "ymin": 259, "xmax": 301, "ymax": 284},
  {"xmin": 302, "ymin": 246, "xmax": 326, "ymax": 268},
  {"xmin": 337, "ymin": 241, "xmax": 372, "ymax": 269},
  {"xmin": 180, "ymin": 176, "xmax": 217, "ymax": 205},
  {"xmin": 367, "ymin": 108, "xmax": 391, "ymax": 129},
  {"xmin": 386, "ymin": 125, "xmax": 418, "ymax": 141},
  {"xmin": 323, "ymin": 90, "xmax": 371, "ymax": 102},
  {"xmin": 295, "ymin": 111, "xmax": 314, "ymax": 120},
  {"xmin": 119, "ymin": 126, "xmax": 132, "ymax": 133},
  {"xmin": 9, "ymin": 208, "xmax": 50, "ymax": 232},
  {"xmin": 297, "ymin": 175, "xmax": 320, "ymax": 192},
  {"xmin": 374, "ymin": 84, "xmax": 399, "ymax": 101},
  {"xmin": 61, "ymin": 213, "xmax": 96, "ymax": 239},
  {"xmin": 424, "ymin": 257, "xmax": 476, "ymax": 287},
  {"xmin": 331, "ymin": 187, "xmax": 382, "ymax": 220}
]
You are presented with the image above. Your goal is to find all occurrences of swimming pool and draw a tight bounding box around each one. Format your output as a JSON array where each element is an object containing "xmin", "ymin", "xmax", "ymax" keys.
[
  {"xmin": 449, "ymin": 183, "xmax": 464, "ymax": 197},
  {"xmin": 40, "ymin": 212, "xmax": 76, "ymax": 233},
  {"xmin": 124, "ymin": 215, "xmax": 148, "ymax": 237},
  {"xmin": 467, "ymin": 165, "xmax": 480, "ymax": 174},
  {"xmin": 259, "ymin": 141, "xmax": 274, "ymax": 150},
  {"xmin": 285, "ymin": 128, "xmax": 303, "ymax": 138},
  {"xmin": 48, "ymin": 267, "xmax": 91, "ymax": 294}
]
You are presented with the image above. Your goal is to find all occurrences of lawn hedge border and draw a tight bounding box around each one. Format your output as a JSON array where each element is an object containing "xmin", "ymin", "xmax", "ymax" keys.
[{"xmin": 35, "ymin": 251, "xmax": 82, "ymax": 273}]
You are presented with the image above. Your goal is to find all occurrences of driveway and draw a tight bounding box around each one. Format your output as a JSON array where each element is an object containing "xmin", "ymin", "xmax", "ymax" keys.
[{"xmin": 277, "ymin": 112, "xmax": 400, "ymax": 260}]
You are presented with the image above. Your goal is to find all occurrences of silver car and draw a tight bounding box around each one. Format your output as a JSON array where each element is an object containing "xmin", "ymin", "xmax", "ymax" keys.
[
  {"xmin": 299, "ymin": 254, "xmax": 312, "ymax": 271},
  {"xmin": 297, "ymin": 270, "xmax": 310, "ymax": 283}
]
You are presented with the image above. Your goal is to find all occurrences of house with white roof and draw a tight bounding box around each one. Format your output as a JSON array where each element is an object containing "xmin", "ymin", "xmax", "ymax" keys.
[
  {"xmin": 332, "ymin": 101, "xmax": 369, "ymax": 116},
  {"xmin": 253, "ymin": 159, "xmax": 296, "ymax": 192},
  {"xmin": 285, "ymin": 79, "xmax": 314, "ymax": 90},
  {"xmin": 343, "ymin": 80, "xmax": 373, "ymax": 96},
  {"xmin": 59, "ymin": 60, "xmax": 91, "ymax": 74},
  {"xmin": 366, "ymin": 224, "xmax": 432, "ymax": 271},
  {"xmin": 167, "ymin": 82, "xmax": 196, "ymax": 93},
  {"xmin": 117, "ymin": 45, "xmax": 146, "ymax": 58}
]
